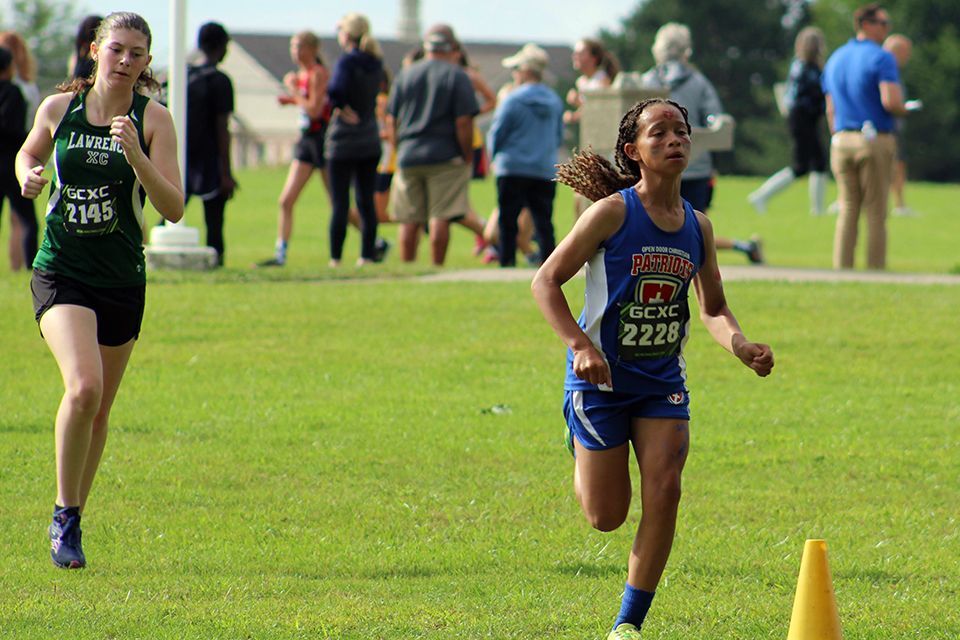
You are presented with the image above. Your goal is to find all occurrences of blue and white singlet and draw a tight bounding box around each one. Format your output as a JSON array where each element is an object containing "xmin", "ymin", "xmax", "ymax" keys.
[{"xmin": 564, "ymin": 186, "xmax": 705, "ymax": 394}]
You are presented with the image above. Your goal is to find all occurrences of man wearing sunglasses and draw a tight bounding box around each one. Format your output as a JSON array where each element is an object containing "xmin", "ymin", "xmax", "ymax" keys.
[{"xmin": 822, "ymin": 3, "xmax": 909, "ymax": 270}]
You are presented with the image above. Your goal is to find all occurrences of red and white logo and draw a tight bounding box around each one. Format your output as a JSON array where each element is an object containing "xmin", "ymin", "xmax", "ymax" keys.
[
  {"xmin": 667, "ymin": 392, "xmax": 685, "ymax": 405},
  {"xmin": 638, "ymin": 278, "xmax": 680, "ymax": 304}
]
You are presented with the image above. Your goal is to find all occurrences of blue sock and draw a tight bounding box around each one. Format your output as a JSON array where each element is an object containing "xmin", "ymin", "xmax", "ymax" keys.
[{"xmin": 613, "ymin": 583, "xmax": 655, "ymax": 629}]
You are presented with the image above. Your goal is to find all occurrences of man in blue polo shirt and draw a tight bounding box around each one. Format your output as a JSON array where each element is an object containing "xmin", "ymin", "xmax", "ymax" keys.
[{"xmin": 822, "ymin": 2, "xmax": 908, "ymax": 270}]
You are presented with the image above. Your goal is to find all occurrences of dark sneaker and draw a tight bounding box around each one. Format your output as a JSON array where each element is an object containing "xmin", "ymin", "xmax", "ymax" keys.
[
  {"xmin": 49, "ymin": 506, "xmax": 85, "ymax": 569},
  {"xmin": 254, "ymin": 257, "xmax": 285, "ymax": 268},
  {"xmin": 373, "ymin": 237, "xmax": 391, "ymax": 263},
  {"xmin": 746, "ymin": 235, "xmax": 765, "ymax": 265}
]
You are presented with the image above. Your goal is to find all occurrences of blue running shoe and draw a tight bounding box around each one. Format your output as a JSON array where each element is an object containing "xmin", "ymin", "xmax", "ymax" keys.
[{"xmin": 49, "ymin": 506, "xmax": 85, "ymax": 569}]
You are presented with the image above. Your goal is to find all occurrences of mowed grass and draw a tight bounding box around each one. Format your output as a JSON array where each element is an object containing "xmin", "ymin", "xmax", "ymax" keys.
[{"xmin": 0, "ymin": 169, "xmax": 958, "ymax": 639}]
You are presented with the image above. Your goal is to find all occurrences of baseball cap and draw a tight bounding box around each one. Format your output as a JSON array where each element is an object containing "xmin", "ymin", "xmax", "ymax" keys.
[
  {"xmin": 501, "ymin": 43, "xmax": 549, "ymax": 72},
  {"xmin": 424, "ymin": 23, "xmax": 458, "ymax": 53}
]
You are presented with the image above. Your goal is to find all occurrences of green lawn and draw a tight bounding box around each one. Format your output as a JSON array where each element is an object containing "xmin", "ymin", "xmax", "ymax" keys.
[{"xmin": 0, "ymin": 170, "xmax": 957, "ymax": 639}]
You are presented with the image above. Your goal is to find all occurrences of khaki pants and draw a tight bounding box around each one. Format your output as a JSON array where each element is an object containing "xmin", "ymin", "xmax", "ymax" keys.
[
  {"xmin": 830, "ymin": 131, "xmax": 896, "ymax": 270},
  {"xmin": 389, "ymin": 160, "xmax": 471, "ymax": 225}
]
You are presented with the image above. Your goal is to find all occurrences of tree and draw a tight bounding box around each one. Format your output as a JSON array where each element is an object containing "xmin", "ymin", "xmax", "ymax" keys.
[{"xmin": 0, "ymin": 0, "xmax": 86, "ymax": 92}]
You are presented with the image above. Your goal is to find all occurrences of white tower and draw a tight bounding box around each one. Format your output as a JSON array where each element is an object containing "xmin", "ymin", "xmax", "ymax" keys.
[{"xmin": 397, "ymin": 0, "xmax": 421, "ymax": 43}]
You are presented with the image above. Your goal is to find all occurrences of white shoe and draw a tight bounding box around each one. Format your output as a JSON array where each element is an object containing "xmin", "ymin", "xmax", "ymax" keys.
[
  {"xmin": 893, "ymin": 206, "xmax": 918, "ymax": 217},
  {"xmin": 747, "ymin": 193, "xmax": 767, "ymax": 214}
]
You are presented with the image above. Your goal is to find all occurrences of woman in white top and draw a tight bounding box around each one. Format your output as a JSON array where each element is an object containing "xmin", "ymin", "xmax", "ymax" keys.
[{"xmin": 564, "ymin": 38, "xmax": 619, "ymax": 125}]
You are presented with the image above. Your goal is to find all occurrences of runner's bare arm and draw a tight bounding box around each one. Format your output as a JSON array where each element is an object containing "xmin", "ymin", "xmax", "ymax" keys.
[
  {"xmin": 692, "ymin": 211, "xmax": 774, "ymax": 377},
  {"xmin": 117, "ymin": 100, "xmax": 183, "ymax": 222},
  {"xmin": 16, "ymin": 94, "xmax": 71, "ymax": 198},
  {"xmin": 531, "ymin": 195, "xmax": 626, "ymax": 386}
]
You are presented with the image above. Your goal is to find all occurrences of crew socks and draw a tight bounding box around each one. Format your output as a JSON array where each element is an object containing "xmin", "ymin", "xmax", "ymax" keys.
[
  {"xmin": 732, "ymin": 239, "xmax": 754, "ymax": 254},
  {"xmin": 613, "ymin": 583, "xmax": 655, "ymax": 630},
  {"xmin": 275, "ymin": 239, "xmax": 288, "ymax": 263},
  {"xmin": 748, "ymin": 167, "xmax": 795, "ymax": 213},
  {"xmin": 809, "ymin": 171, "xmax": 826, "ymax": 215}
]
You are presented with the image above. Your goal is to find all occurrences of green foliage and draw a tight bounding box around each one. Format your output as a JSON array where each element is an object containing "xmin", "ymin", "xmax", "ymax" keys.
[{"xmin": 0, "ymin": 0, "xmax": 83, "ymax": 91}]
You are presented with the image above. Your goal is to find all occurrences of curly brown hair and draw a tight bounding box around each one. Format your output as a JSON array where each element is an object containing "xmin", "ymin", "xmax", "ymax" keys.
[
  {"xmin": 57, "ymin": 12, "xmax": 161, "ymax": 95},
  {"xmin": 556, "ymin": 98, "xmax": 691, "ymax": 202}
]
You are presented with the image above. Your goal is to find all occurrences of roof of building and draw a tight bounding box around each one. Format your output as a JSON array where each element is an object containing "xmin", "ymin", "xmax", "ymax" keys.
[{"xmin": 230, "ymin": 32, "xmax": 576, "ymax": 91}]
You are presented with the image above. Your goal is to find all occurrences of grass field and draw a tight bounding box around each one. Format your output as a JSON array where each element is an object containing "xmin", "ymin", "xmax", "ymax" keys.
[{"xmin": 0, "ymin": 171, "xmax": 958, "ymax": 639}]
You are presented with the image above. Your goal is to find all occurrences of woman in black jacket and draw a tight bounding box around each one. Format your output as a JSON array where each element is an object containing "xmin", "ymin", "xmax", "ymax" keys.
[{"xmin": 326, "ymin": 12, "xmax": 385, "ymax": 267}]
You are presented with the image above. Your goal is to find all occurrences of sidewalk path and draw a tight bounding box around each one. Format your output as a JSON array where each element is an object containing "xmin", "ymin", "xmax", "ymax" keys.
[{"xmin": 419, "ymin": 265, "xmax": 960, "ymax": 285}]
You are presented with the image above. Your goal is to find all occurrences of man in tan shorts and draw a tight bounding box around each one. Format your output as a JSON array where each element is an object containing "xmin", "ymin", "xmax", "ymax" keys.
[{"xmin": 386, "ymin": 24, "xmax": 478, "ymax": 265}]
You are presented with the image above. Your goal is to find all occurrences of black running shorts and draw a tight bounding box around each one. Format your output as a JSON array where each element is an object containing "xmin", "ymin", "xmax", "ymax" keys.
[
  {"xmin": 293, "ymin": 129, "xmax": 327, "ymax": 168},
  {"xmin": 31, "ymin": 269, "xmax": 146, "ymax": 346}
]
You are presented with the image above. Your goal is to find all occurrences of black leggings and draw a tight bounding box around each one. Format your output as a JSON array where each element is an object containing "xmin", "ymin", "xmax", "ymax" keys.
[
  {"xmin": 496, "ymin": 176, "xmax": 556, "ymax": 267},
  {"xmin": 202, "ymin": 194, "xmax": 227, "ymax": 266},
  {"xmin": 328, "ymin": 155, "xmax": 380, "ymax": 261},
  {"xmin": 1, "ymin": 168, "xmax": 38, "ymax": 266},
  {"xmin": 788, "ymin": 109, "xmax": 826, "ymax": 176}
]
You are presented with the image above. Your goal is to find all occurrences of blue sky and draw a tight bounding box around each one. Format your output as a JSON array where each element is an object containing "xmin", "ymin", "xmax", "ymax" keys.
[{"xmin": 80, "ymin": 0, "xmax": 637, "ymax": 60}]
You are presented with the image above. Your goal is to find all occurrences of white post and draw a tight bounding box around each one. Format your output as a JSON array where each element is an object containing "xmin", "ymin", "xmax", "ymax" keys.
[
  {"xmin": 144, "ymin": 0, "xmax": 218, "ymax": 269},
  {"xmin": 169, "ymin": 0, "xmax": 187, "ymax": 194}
]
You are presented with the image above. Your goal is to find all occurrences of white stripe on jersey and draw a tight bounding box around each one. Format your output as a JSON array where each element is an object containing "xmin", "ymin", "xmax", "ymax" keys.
[
  {"xmin": 46, "ymin": 152, "xmax": 63, "ymax": 217},
  {"xmin": 583, "ymin": 249, "xmax": 614, "ymax": 391},
  {"xmin": 573, "ymin": 390, "xmax": 607, "ymax": 446},
  {"xmin": 131, "ymin": 177, "xmax": 144, "ymax": 228},
  {"xmin": 582, "ymin": 249, "xmax": 608, "ymax": 348},
  {"xmin": 678, "ymin": 317, "xmax": 692, "ymax": 383}
]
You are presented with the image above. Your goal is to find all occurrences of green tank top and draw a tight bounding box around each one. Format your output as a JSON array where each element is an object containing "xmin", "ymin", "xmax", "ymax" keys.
[{"xmin": 33, "ymin": 90, "xmax": 150, "ymax": 287}]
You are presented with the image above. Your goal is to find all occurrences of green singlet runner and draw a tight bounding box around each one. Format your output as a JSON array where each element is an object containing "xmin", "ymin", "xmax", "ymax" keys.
[{"xmin": 33, "ymin": 89, "xmax": 150, "ymax": 287}]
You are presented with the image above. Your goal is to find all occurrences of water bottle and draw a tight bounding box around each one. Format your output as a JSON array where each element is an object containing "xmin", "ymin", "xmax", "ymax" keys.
[{"xmin": 861, "ymin": 120, "xmax": 877, "ymax": 141}]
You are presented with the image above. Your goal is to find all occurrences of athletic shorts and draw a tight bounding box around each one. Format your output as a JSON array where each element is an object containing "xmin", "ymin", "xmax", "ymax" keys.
[
  {"xmin": 375, "ymin": 172, "xmax": 393, "ymax": 194},
  {"xmin": 390, "ymin": 160, "xmax": 471, "ymax": 225},
  {"xmin": 31, "ymin": 269, "xmax": 145, "ymax": 347},
  {"xmin": 563, "ymin": 388, "xmax": 690, "ymax": 452},
  {"xmin": 293, "ymin": 129, "xmax": 327, "ymax": 168}
]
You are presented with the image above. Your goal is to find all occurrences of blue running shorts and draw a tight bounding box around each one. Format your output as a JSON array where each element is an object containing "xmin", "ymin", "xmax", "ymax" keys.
[{"xmin": 563, "ymin": 388, "xmax": 690, "ymax": 452}]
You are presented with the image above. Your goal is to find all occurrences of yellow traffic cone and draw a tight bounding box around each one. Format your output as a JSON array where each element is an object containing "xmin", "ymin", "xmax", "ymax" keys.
[{"xmin": 787, "ymin": 539, "xmax": 843, "ymax": 639}]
